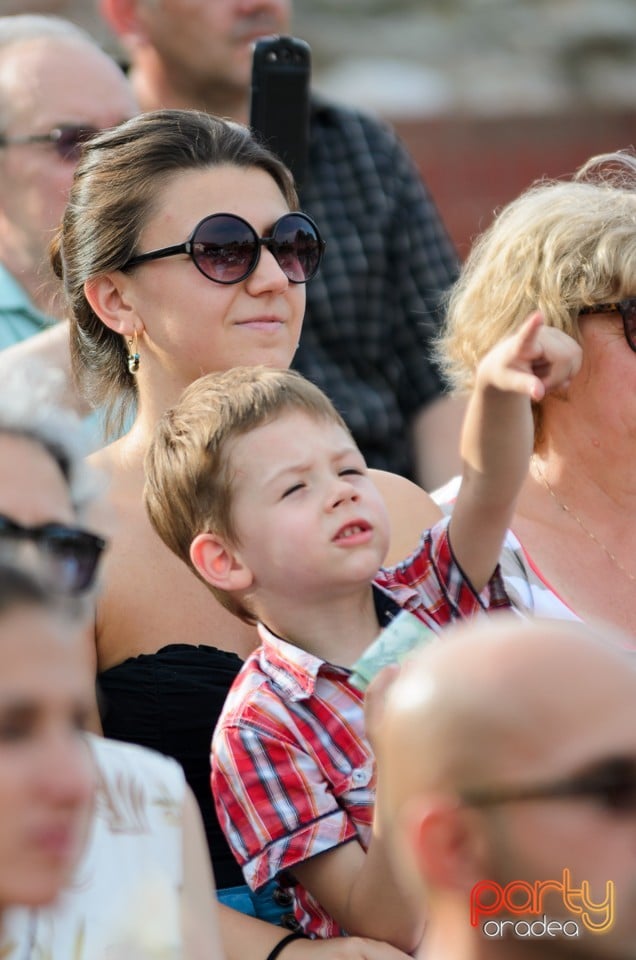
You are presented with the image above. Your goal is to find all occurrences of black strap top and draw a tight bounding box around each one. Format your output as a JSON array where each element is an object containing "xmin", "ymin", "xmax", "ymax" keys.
[{"xmin": 98, "ymin": 643, "xmax": 244, "ymax": 889}]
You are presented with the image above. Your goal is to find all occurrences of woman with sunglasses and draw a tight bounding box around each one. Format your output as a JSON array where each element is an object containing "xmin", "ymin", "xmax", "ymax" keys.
[
  {"xmin": 433, "ymin": 149, "xmax": 636, "ymax": 637},
  {"xmin": 51, "ymin": 108, "xmax": 432, "ymax": 954},
  {"xmin": 0, "ymin": 372, "xmax": 227, "ymax": 958}
]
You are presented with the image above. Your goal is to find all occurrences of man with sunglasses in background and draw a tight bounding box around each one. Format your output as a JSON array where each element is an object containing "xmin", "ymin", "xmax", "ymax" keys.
[
  {"xmin": 0, "ymin": 14, "xmax": 136, "ymax": 362},
  {"xmin": 97, "ymin": 0, "xmax": 463, "ymax": 489},
  {"xmin": 375, "ymin": 614, "xmax": 636, "ymax": 960}
]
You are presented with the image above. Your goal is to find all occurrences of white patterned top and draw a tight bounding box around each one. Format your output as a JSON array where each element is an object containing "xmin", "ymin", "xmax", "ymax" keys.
[
  {"xmin": 1, "ymin": 734, "xmax": 186, "ymax": 960},
  {"xmin": 433, "ymin": 475, "xmax": 581, "ymax": 622}
]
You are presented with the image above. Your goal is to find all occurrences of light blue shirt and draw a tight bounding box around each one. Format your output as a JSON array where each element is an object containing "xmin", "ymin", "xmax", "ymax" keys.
[
  {"xmin": 0, "ymin": 263, "xmax": 113, "ymax": 450},
  {"xmin": 0, "ymin": 264, "xmax": 55, "ymax": 350}
]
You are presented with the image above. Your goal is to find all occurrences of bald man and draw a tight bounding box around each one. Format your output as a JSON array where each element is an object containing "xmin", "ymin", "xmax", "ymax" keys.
[{"xmin": 375, "ymin": 616, "xmax": 636, "ymax": 960}]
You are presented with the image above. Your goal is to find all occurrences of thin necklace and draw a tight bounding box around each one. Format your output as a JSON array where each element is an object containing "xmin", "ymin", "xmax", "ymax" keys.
[{"xmin": 532, "ymin": 456, "xmax": 636, "ymax": 584}]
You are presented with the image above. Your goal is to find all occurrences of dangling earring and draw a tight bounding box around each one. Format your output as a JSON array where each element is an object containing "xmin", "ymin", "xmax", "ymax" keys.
[{"xmin": 127, "ymin": 330, "xmax": 140, "ymax": 375}]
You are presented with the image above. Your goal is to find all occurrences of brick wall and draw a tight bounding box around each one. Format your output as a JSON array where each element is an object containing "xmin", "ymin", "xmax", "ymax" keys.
[{"xmin": 394, "ymin": 111, "xmax": 636, "ymax": 260}]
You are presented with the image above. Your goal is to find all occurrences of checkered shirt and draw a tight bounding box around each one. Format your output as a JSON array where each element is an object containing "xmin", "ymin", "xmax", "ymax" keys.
[
  {"xmin": 211, "ymin": 517, "xmax": 509, "ymax": 938},
  {"xmin": 294, "ymin": 97, "xmax": 459, "ymax": 479}
]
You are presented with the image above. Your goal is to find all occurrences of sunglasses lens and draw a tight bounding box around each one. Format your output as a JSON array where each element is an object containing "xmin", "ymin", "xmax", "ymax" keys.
[
  {"xmin": 593, "ymin": 759, "xmax": 636, "ymax": 811},
  {"xmin": 271, "ymin": 214, "xmax": 323, "ymax": 283},
  {"xmin": 38, "ymin": 527, "xmax": 104, "ymax": 593},
  {"xmin": 56, "ymin": 126, "xmax": 98, "ymax": 161},
  {"xmin": 191, "ymin": 215, "xmax": 257, "ymax": 283},
  {"xmin": 0, "ymin": 518, "xmax": 104, "ymax": 594},
  {"xmin": 621, "ymin": 301, "xmax": 636, "ymax": 352}
]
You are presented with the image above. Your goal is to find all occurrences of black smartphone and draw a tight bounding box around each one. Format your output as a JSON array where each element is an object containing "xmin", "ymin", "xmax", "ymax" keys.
[{"xmin": 249, "ymin": 35, "xmax": 311, "ymax": 188}]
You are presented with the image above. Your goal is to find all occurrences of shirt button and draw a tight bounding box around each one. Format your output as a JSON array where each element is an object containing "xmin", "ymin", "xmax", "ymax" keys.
[
  {"xmin": 352, "ymin": 768, "xmax": 367, "ymax": 784},
  {"xmin": 273, "ymin": 886, "xmax": 294, "ymax": 907},
  {"xmin": 281, "ymin": 913, "xmax": 302, "ymax": 931}
]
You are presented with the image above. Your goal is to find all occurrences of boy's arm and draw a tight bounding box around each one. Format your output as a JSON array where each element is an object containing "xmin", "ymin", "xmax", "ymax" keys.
[
  {"xmin": 292, "ymin": 823, "xmax": 423, "ymax": 953},
  {"xmin": 449, "ymin": 312, "xmax": 582, "ymax": 591},
  {"xmin": 213, "ymin": 717, "xmax": 421, "ymax": 950},
  {"xmin": 291, "ymin": 665, "xmax": 422, "ymax": 952}
]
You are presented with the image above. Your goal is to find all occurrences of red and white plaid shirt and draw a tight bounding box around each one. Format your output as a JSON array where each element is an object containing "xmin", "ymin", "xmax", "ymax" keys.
[{"xmin": 211, "ymin": 517, "xmax": 509, "ymax": 938}]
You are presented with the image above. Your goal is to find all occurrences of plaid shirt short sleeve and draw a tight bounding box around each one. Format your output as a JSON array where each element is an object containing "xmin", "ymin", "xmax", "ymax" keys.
[
  {"xmin": 375, "ymin": 516, "xmax": 510, "ymax": 625},
  {"xmin": 211, "ymin": 648, "xmax": 374, "ymax": 938}
]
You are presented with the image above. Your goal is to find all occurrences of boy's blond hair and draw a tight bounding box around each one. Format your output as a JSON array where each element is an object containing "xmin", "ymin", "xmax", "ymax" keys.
[{"xmin": 144, "ymin": 367, "xmax": 350, "ymax": 622}]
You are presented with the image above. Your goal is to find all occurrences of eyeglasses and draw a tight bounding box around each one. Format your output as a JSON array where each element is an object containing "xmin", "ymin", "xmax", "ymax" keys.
[
  {"xmin": 124, "ymin": 212, "xmax": 325, "ymax": 285},
  {"xmin": 579, "ymin": 298, "xmax": 636, "ymax": 353},
  {"xmin": 461, "ymin": 756, "xmax": 636, "ymax": 814},
  {"xmin": 0, "ymin": 124, "xmax": 99, "ymax": 162},
  {"xmin": 0, "ymin": 515, "xmax": 106, "ymax": 595}
]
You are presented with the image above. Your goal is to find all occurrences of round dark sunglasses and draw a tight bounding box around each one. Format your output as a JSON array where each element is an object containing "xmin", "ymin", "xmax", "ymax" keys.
[
  {"xmin": 579, "ymin": 297, "xmax": 636, "ymax": 353},
  {"xmin": 124, "ymin": 212, "xmax": 325, "ymax": 285},
  {"xmin": 0, "ymin": 124, "xmax": 99, "ymax": 162},
  {"xmin": 0, "ymin": 514, "xmax": 106, "ymax": 595}
]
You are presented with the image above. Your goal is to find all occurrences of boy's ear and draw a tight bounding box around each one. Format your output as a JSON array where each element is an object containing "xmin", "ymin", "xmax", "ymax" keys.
[
  {"xmin": 190, "ymin": 533, "xmax": 254, "ymax": 593},
  {"xmin": 84, "ymin": 274, "xmax": 141, "ymax": 338}
]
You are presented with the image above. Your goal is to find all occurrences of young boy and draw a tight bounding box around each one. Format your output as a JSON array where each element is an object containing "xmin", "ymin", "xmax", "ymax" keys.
[{"xmin": 144, "ymin": 314, "xmax": 580, "ymax": 948}]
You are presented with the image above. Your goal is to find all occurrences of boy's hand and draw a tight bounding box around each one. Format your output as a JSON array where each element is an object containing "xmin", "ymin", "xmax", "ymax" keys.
[{"xmin": 476, "ymin": 311, "xmax": 582, "ymax": 402}]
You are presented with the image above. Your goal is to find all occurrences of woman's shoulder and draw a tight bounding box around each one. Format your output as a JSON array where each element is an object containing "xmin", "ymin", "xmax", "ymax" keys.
[{"xmin": 370, "ymin": 468, "xmax": 443, "ymax": 566}]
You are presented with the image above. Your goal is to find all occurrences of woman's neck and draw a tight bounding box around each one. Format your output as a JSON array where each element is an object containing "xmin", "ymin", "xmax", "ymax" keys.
[{"xmin": 533, "ymin": 400, "xmax": 636, "ymax": 508}]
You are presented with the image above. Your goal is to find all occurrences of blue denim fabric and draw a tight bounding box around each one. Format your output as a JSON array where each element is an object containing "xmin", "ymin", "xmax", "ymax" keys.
[{"xmin": 217, "ymin": 878, "xmax": 288, "ymax": 924}]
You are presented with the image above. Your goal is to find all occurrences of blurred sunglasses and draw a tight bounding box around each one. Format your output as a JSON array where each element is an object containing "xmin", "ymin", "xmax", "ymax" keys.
[
  {"xmin": 579, "ymin": 298, "xmax": 636, "ymax": 353},
  {"xmin": 0, "ymin": 124, "xmax": 99, "ymax": 162},
  {"xmin": 124, "ymin": 211, "xmax": 325, "ymax": 285},
  {"xmin": 0, "ymin": 514, "xmax": 106, "ymax": 595},
  {"xmin": 461, "ymin": 756, "xmax": 636, "ymax": 814}
]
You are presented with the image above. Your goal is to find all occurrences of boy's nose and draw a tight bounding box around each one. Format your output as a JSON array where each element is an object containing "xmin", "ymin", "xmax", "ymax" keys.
[{"xmin": 327, "ymin": 477, "xmax": 359, "ymax": 510}]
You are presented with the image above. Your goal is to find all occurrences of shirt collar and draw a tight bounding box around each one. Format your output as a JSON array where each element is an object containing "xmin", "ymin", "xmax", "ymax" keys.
[{"xmin": 256, "ymin": 585, "xmax": 401, "ymax": 701}]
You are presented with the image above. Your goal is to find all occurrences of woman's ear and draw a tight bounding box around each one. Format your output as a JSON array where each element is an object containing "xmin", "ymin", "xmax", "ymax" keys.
[
  {"xmin": 190, "ymin": 533, "xmax": 254, "ymax": 593},
  {"xmin": 84, "ymin": 274, "xmax": 140, "ymax": 338}
]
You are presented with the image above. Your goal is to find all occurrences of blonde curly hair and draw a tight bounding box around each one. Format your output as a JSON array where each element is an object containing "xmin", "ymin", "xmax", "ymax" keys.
[{"xmin": 436, "ymin": 150, "xmax": 636, "ymax": 424}]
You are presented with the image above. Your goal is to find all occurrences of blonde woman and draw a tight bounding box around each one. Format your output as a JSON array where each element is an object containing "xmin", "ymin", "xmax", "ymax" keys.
[{"xmin": 434, "ymin": 150, "xmax": 636, "ymax": 636}]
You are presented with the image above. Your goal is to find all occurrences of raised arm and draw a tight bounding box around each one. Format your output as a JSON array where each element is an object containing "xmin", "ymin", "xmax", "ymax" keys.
[{"xmin": 449, "ymin": 311, "xmax": 582, "ymax": 591}]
